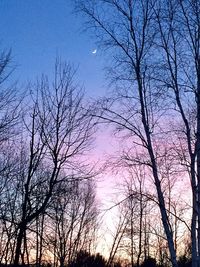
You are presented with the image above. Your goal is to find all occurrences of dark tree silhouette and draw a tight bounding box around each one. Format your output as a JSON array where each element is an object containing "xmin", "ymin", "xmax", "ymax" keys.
[
  {"xmin": 140, "ymin": 257, "xmax": 157, "ymax": 267},
  {"xmin": 75, "ymin": 1, "xmax": 178, "ymax": 266},
  {"xmin": 74, "ymin": 1, "xmax": 200, "ymax": 266},
  {"xmin": 68, "ymin": 250, "xmax": 107, "ymax": 267},
  {"xmin": 12, "ymin": 61, "xmax": 95, "ymax": 266},
  {"xmin": 178, "ymin": 256, "xmax": 192, "ymax": 267}
]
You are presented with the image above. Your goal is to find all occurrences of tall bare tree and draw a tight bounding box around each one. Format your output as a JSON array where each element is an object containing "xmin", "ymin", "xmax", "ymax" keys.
[
  {"xmin": 75, "ymin": 1, "xmax": 178, "ymax": 266},
  {"xmin": 0, "ymin": 48, "xmax": 22, "ymax": 265},
  {"xmin": 12, "ymin": 61, "xmax": 95, "ymax": 266},
  {"xmin": 153, "ymin": 1, "xmax": 200, "ymax": 266}
]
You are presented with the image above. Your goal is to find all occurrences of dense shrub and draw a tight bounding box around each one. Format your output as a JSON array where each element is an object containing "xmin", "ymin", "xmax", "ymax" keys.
[
  {"xmin": 68, "ymin": 250, "xmax": 107, "ymax": 267},
  {"xmin": 140, "ymin": 257, "xmax": 157, "ymax": 267}
]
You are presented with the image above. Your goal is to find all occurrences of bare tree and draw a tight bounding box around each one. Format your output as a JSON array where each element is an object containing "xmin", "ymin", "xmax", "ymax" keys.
[
  {"xmin": 124, "ymin": 167, "xmax": 149, "ymax": 267},
  {"xmin": 0, "ymin": 49, "xmax": 20, "ymax": 142},
  {"xmin": 45, "ymin": 178, "xmax": 98, "ymax": 267},
  {"xmin": 153, "ymin": 1, "xmax": 200, "ymax": 266},
  {"xmin": 75, "ymin": 1, "xmax": 178, "ymax": 266},
  {"xmin": 106, "ymin": 207, "xmax": 128, "ymax": 267},
  {"xmin": 11, "ymin": 60, "xmax": 95, "ymax": 266},
  {"xmin": 0, "ymin": 48, "xmax": 22, "ymax": 265}
]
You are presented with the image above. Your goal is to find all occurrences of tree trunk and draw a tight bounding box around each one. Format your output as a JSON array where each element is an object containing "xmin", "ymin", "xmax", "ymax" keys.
[
  {"xmin": 137, "ymin": 192, "xmax": 143, "ymax": 267},
  {"xmin": 136, "ymin": 67, "xmax": 178, "ymax": 267},
  {"xmin": 196, "ymin": 57, "xmax": 200, "ymax": 267},
  {"xmin": 14, "ymin": 223, "xmax": 26, "ymax": 266}
]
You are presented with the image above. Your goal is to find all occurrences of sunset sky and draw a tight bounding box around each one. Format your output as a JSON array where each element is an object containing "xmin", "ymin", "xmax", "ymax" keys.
[
  {"xmin": 0, "ymin": 2, "xmax": 196, "ymax": 264},
  {"xmin": 0, "ymin": 0, "xmax": 119, "ymax": 227}
]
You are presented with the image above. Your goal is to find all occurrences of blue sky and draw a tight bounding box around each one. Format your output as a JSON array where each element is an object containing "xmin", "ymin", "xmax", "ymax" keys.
[
  {"xmin": 0, "ymin": 0, "xmax": 105, "ymax": 96},
  {"xmin": 0, "ymin": 0, "xmax": 116, "ymax": 219}
]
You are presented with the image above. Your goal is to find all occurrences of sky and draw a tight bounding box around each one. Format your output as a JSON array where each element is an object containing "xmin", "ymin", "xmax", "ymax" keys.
[
  {"xmin": 0, "ymin": 1, "xmax": 192, "ymax": 258},
  {"xmin": 0, "ymin": 0, "xmax": 105, "ymax": 97},
  {"xmin": 0, "ymin": 0, "xmax": 119, "ymax": 230}
]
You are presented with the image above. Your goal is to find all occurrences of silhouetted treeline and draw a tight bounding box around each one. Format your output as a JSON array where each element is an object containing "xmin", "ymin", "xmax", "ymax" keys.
[{"xmin": 0, "ymin": 253, "xmax": 193, "ymax": 267}]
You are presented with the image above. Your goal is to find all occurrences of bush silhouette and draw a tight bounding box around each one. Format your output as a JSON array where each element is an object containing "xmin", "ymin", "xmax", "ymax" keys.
[
  {"xmin": 140, "ymin": 257, "xmax": 157, "ymax": 267},
  {"xmin": 178, "ymin": 255, "xmax": 191, "ymax": 267},
  {"xmin": 68, "ymin": 250, "xmax": 106, "ymax": 267}
]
